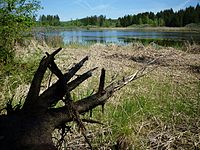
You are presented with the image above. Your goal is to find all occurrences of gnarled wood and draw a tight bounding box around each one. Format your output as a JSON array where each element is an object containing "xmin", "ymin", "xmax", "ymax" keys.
[{"xmin": 0, "ymin": 48, "xmax": 154, "ymax": 150}]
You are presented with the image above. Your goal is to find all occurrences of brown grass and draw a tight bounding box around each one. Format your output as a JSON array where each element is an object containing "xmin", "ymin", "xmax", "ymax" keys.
[
  {"xmin": 48, "ymin": 42, "xmax": 200, "ymax": 149},
  {"xmin": 2, "ymin": 41, "xmax": 200, "ymax": 149}
]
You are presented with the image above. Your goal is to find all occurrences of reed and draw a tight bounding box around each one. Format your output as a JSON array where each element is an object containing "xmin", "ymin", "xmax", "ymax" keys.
[{"xmin": 1, "ymin": 42, "xmax": 200, "ymax": 149}]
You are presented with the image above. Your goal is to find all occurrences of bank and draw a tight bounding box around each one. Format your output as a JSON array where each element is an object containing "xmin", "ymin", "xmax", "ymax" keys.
[{"xmin": 1, "ymin": 41, "xmax": 200, "ymax": 149}]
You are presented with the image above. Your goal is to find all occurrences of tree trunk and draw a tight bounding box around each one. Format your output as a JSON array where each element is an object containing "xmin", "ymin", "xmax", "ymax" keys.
[{"xmin": 0, "ymin": 48, "xmax": 151, "ymax": 149}]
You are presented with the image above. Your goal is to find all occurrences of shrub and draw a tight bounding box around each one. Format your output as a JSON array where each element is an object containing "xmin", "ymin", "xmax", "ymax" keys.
[{"xmin": 0, "ymin": 0, "xmax": 41, "ymax": 64}]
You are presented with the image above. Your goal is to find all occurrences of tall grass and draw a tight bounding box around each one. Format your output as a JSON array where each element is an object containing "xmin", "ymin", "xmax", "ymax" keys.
[
  {"xmin": 1, "ymin": 42, "xmax": 200, "ymax": 149},
  {"xmin": 0, "ymin": 49, "xmax": 43, "ymax": 111},
  {"xmin": 87, "ymin": 74, "xmax": 200, "ymax": 149},
  {"xmin": 35, "ymin": 34, "xmax": 65, "ymax": 48}
]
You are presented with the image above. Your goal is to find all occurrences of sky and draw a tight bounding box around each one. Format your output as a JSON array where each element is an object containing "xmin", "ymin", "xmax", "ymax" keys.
[{"xmin": 38, "ymin": 0, "xmax": 200, "ymax": 21}]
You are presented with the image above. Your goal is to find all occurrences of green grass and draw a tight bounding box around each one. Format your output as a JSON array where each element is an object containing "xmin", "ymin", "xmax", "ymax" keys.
[
  {"xmin": 1, "ymin": 42, "xmax": 200, "ymax": 149},
  {"xmin": 0, "ymin": 49, "xmax": 43, "ymax": 110},
  {"xmin": 85, "ymin": 74, "xmax": 200, "ymax": 149},
  {"xmin": 65, "ymin": 42, "xmax": 93, "ymax": 49}
]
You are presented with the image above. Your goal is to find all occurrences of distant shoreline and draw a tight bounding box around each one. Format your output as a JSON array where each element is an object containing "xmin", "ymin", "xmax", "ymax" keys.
[
  {"xmin": 88, "ymin": 26, "xmax": 200, "ymax": 33},
  {"xmin": 33, "ymin": 25, "xmax": 200, "ymax": 33}
]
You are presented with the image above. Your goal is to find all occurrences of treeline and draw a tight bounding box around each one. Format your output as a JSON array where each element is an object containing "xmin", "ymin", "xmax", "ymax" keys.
[
  {"xmin": 38, "ymin": 15, "xmax": 60, "ymax": 26},
  {"xmin": 67, "ymin": 4, "xmax": 200, "ymax": 27},
  {"xmin": 69, "ymin": 15, "xmax": 116, "ymax": 27},
  {"xmin": 118, "ymin": 4, "xmax": 200, "ymax": 27},
  {"xmin": 117, "ymin": 12, "xmax": 165, "ymax": 27},
  {"xmin": 38, "ymin": 4, "xmax": 200, "ymax": 28}
]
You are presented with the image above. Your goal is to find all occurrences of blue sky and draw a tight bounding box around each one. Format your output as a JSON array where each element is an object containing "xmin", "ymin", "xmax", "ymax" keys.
[{"xmin": 38, "ymin": 0, "xmax": 200, "ymax": 21}]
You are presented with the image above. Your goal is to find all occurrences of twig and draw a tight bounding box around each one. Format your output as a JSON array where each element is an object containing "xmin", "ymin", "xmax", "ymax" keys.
[
  {"xmin": 82, "ymin": 118, "xmax": 104, "ymax": 125},
  {"xmin": 47, "ymin": 72, "xmax": 53, "ymax": 88},
  {"xmin": 98, "ymin": 69, "xmax": 106, "ymax": 114}
]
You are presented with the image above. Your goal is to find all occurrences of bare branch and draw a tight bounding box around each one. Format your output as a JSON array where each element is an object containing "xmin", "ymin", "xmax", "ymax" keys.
[
  {"xmin": 97, "ymin": 68, "xmax": 105, "ymax": 95},
  {"xmin": 68, "ymin": 67, "xmax": 98, "ymax": 91},
  {"xmin": 82, "ymin": 119, "xmax": 104, "ymax": 125},
  {"xmin": 97, "ymin": 69, "xmax": 106, "ymax": 113},
  {"xmin": 37, "ymin": 67, "xmax": 97, "ymax": 110},
  {"xmin": 63, "ymin": 89, "xmax": 93, "ymax": 149},
  {"xmin": 0, "ymin": 50, "xmax": 160, "ymax": 150},
  {"xmin": 47, "ymin": 72, "xmax": 53, "ymax": 88},
  {"xmin": 25, "ymin": 56, "xmax": 90, "ymax": 113},
  {"xmin": 74, "ymin": 60, "xmax": 157, "ymax": 114},
  {"xmin": 47, "ymin": 59, "xmax": 157, "ymax": 149},
  {"xmin": 48, "ymin": 59, "xmax": 64, "ymax": 80},
  {"xmin": 23, "ymin": 48, "xmax": 62, "ymax": 112},
  {"xmin": 63, "ymin": 56, "xmax": 89, "ymax": 83},
  {"xmin": 47, "ymin": 56, "xmax": 158, "ymax": 122}
]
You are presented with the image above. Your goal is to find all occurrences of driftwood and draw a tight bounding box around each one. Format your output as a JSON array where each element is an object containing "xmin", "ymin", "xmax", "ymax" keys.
[{"xmin": 0, "ymin": 48, "xmax": 155, "ymax": 150}]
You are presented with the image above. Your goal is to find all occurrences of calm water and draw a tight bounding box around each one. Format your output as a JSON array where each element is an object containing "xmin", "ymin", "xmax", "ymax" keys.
[{"xmin": 44, "ymin": 29, "xmax": 200, "ymax": 46}]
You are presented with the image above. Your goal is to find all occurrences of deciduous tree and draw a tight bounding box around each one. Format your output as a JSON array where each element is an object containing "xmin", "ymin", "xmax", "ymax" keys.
[{"xmin": 0, "ymin": 0, "xmax": 41, "ymax": 63}]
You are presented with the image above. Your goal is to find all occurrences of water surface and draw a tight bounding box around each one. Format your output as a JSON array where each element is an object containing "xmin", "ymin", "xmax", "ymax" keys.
[{"xmin": 43, "ymin": 29, "xmax": 200, "ymax": 46}]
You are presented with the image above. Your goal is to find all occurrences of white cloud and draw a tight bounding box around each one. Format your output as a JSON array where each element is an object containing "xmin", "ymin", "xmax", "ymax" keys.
[
  {"xmin": 174, "ymin": 0, "xmax": 197, "ymax": 11},
  {"xmin": 73, "ymin": 0, "xmax": 113, "ymax": 11},
  {"xmin": 92, "ymin": 4, "xmax": 110, "ymax": 11},
  {"xmin": 73, "ymin": 0, "xmax": 91, "ymax": 9}
]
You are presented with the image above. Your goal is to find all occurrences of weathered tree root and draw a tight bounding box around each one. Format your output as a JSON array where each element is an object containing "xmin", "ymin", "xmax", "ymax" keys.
[{"xmin": 0, "ymin": 48, "xmax": 155, "ymax": 150}]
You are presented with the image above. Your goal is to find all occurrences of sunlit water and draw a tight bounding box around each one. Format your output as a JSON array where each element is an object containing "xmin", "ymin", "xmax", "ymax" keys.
[{"xmin": 39, "ymin": 29, "xmax": 200, "ymax": 46}]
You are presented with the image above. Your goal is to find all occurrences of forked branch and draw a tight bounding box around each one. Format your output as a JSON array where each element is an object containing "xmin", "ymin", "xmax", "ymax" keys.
[
  {"xmin": 47, "ymin": 56, "xmax": 156, "ymax": 126},
  {"xmin": 22, "ymin": 48, "xmax": 62, "ymax": 112},
  {"xmin": 20, "ymin": 48, "xmax": 157, "ymax": 149}
]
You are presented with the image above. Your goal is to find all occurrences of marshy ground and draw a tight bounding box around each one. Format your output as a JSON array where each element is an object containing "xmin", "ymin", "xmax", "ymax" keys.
[{"xmin": 1, "ymin": 41, "xmax": 200, "ymax": 149}]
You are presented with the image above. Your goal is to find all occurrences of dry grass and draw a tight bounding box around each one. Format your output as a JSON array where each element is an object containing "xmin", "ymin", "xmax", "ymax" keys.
[
  {"xmin": 48, "ymin": 42, "xmax": 199, "ymax": 149},
  {"xmin": 1, "ymin": 41, "xmax": 200, "ymax": 149}
]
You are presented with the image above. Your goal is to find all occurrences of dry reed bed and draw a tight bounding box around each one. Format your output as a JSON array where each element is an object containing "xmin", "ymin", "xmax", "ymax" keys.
[
  {"xmin": 48, "ymin": 43, "xmax": 199, "ymax": 149},
  {"xmin": 6, "ymin": 42, "xmax": 200, "ymax": 149}
]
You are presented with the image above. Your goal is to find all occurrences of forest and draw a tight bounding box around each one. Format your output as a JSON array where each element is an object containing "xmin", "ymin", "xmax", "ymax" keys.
[
  {"xmin": 43, "ymin": 4, "xmax": 200, "ymax": 27},
  {"xmin": 38, "ymin": 15, "xmax": 61, "ymax": 26},
  {"xmin": 117, "ymin": 4, "xmax": 200, "ymax": 27}
]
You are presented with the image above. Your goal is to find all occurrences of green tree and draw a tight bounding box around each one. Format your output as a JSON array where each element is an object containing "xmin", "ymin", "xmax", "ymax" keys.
[
  {"xmin": 98, "ymin": 15, "xmax": 106, "ymax": 27},
  {"xmin": 39, "ymin": 14, "xmax": 61, "ymax": 26},
  {"xmin": 158, "ymin": 18, "xmax": 165, "ymax": 26},
  {"xmin": 39, "ymin": 14, "xmax": 47, "ymax": 25},
  {"xmin": 115, "ymin": 20, "xmax": 121, "ymax": 27},
  {"xmin": 0, "ymin": 0, "xmax": 41, "ymax": 63},
  {"xmin": 139, "ymin": 18, "xmax": 143, "ymax": 25},
  {"xmin": 196, "ymin": 4, "xmax": 200, "ymax": 23}
]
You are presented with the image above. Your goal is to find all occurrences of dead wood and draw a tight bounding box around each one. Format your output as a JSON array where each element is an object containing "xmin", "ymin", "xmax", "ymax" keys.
[{"xmin": 0, "ymin": 48, "xmax": 155, "ymax": 150}]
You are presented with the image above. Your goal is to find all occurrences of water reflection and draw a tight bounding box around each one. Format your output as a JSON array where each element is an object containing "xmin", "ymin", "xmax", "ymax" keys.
[{"xmin": 44, "ymin": 29, "xmax": 200, "ymax": 46}]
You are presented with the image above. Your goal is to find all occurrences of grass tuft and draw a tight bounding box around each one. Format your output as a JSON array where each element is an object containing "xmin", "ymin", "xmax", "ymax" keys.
[{"xmin": 1, "ymin": 41, "xmax": 200, "ymax": 149}]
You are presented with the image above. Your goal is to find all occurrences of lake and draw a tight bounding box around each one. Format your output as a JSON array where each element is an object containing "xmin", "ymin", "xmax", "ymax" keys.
[{"xmin": 40, "ymin": 29, "xmax": 200, "ymax": 46}]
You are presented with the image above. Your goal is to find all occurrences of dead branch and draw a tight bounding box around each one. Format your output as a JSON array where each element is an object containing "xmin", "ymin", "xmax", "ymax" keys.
[
  {"xmin": 22, "ymin": 48, "xmax": 62, "ymax": 112},
  {"xmin": 0, "ymin": 48, "xmax": 157, "ymax": 150},
  {"xmin": 47, "ymin": 53, "xmax": 157, "ymax": 126}
]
